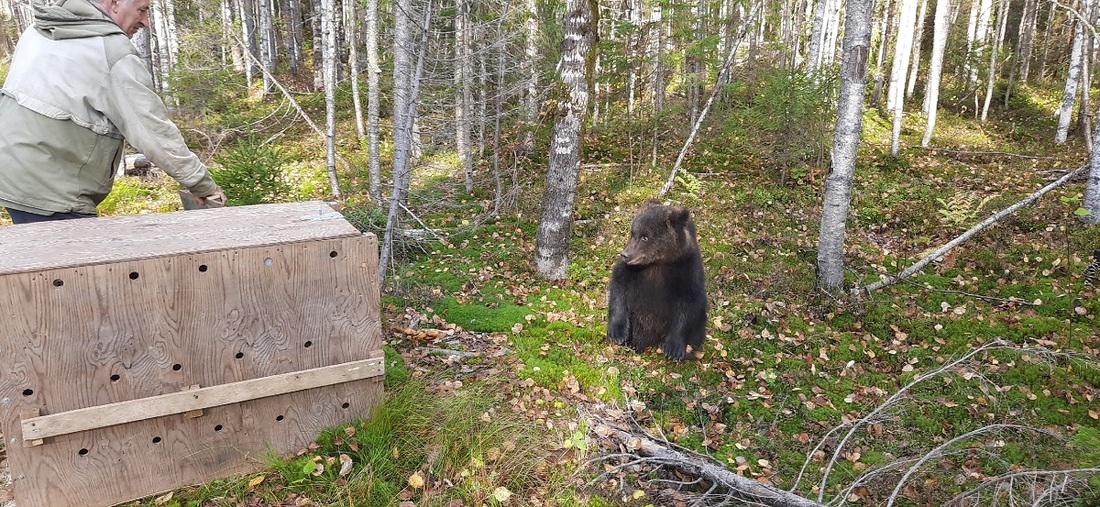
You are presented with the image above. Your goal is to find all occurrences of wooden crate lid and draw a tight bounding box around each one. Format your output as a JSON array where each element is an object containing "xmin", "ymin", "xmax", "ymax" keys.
[{"xmin": 0, "ymin": 201, "xmax": 361, "ymax": 275}]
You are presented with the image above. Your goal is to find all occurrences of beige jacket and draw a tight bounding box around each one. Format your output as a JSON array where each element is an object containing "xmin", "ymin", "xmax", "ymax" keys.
[{"xmin": 0, "ymin": 0, "xmax": 216, "ymax": 215}]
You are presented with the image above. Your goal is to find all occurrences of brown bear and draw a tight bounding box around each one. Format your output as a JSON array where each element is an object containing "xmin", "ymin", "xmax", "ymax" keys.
[{"xmin": 607, "ymin": 199, "xmax": 707, "ymax": 360}]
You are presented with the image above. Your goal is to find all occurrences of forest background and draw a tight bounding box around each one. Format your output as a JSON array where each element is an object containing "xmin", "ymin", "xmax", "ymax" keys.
[{"xmin": 1, "ymin": 0, "xmax": 1099, "ymax": 504}]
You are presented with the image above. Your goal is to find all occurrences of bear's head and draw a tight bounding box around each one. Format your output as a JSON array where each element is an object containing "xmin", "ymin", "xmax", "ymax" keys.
[{"xmin": 619, "ymin": 199, "xmax": 699, "ymax": 266}]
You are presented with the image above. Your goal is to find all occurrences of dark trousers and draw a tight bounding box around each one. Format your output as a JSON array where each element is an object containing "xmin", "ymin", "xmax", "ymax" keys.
[{"xmin": 4, "ymin": 207, "xmax": 97, "ymax": 224}]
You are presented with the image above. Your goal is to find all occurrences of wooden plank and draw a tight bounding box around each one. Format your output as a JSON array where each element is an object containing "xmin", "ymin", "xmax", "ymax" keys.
[
  {"xmin": 0, "ymin": 201, "xmax": 361, "ymax": 275},
  {"xmin": 21, "ymin": 356, "xmax": 384, "ymax": 442}
]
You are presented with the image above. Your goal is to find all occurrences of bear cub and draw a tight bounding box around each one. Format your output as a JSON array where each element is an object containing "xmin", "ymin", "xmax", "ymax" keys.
[{"xmin": 607, "ymin": 199, "xmax": 706, "ymax": 360}]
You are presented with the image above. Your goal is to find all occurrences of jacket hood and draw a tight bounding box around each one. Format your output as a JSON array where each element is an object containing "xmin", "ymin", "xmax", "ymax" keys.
[{"xmin": 33, "ymin": 0, "xmax": 124, "ymax": 40}]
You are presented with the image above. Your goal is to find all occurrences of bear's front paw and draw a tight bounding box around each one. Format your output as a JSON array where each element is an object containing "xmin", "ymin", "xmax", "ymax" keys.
[
  {"xmin": 662, "ymin": 341, "xmax": 688, "ymax": 361},
  {"xmin": 607, "ymin": 331, "xmax": 629, "ymax": 345}
]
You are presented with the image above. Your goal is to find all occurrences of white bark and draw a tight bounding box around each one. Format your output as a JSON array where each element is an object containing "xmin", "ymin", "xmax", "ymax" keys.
[
  {"xmin": 366, "ymin": 0, "xmax": 381, "ymax": 203},
  {"xmin": 1056, "ymin": 19, "xmax": 1085, "ymax": 143},
  {"xmin": 905, "ymin": 0, "xmax": 928, "ymax": 98},
  {"xmin": 348, "ymin": 1, "xmax": 365, "ymax": 142},
  {"xmin": 805, "ymin": 0, "xmax": 829, "ymax": 69},
  {"xmin": 1082, "ymin": 107, "xmax": 1100, "ymax": 223},
  {"xmin": 522, "ymin": 0, "xmax": 539, "ymax": 152},
  {"xmin": 888, "ymin": 0, "xmax": 920, "ymax": 156},
  {"xmin": 921, "ymin": 0, "xmax": 950, "ymax": 147},
  {"xmin": 1016, "ymin": 0, "xmax": 1038, "ymax": 82},
  {"xmin": 258, "ymin": 0, "xmax": 275, "ymax": 94},
  {"xmin": 455, "ymin": 0, "xmax": 474, "ymax": 193},
  {"xmin": 534, "ymin": 0, "xmax": 597, "ymax": 280},
  {"xmin": 816, "ymin": 0, "xmax": 873, "ymax": 292},
  {"xmin": 980, "ymin": 0, "xmax": 1007, "ymax": 122},
  {"xmin": 321, "ymin": 0, "xmax": 341, "ymax": 200}
]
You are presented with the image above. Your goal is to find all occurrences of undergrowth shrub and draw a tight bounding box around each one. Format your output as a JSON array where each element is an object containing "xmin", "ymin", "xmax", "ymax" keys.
[{"xmin": 211, "ymin": 138, "xmax": 291, "ymax": 206}]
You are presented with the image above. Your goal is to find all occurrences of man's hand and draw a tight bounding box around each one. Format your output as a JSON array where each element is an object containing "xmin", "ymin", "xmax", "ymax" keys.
[{"xmin": 197, "ymin": 186, "xmax": 227, "ymax": 208}]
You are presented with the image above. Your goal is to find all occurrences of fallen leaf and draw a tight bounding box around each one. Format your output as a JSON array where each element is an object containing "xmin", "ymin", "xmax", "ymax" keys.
[
  {"xmin": 247, "ymin": 475, "xmax": 266, "ymax": 488},
  {"xmin": 408, "ymin": 471, "xmax": 425, "ymax": 489},
  {"xmin": 154, "ymin": 492, "xmax": 174, "ymax": 505},
  {"xmin": 339, "ymin": 454, "xmax": 354, "ymax": 476},
  {"xmin": 492, "ymin": 486, "xmax": 512, "ymax": 502}
]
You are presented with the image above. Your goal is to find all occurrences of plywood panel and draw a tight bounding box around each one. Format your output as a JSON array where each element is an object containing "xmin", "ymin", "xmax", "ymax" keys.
[{"xmin": 0, "ymin": 205, "xmax": 383, "ymax": 507}]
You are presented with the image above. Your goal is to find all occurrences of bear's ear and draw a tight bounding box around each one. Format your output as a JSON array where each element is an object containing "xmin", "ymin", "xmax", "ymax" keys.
[
  {"xmin": 671, "ymin": 206, "xmax": 691, "ymax": 226},
  {"xmin": 640, "ymin": 198, "xmax": 663, "ymax": 210}
]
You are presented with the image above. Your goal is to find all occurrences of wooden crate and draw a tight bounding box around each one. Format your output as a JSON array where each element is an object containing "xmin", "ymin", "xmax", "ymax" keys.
[{"xmin": 0, "ymin": 202, "xmax": 383, "ymax": 507}]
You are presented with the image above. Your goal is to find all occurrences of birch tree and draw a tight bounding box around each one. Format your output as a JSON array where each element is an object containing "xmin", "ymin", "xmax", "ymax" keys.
[
  {"xmin": 817, "ymin": 0, "xmax": 873, "ymax": 292},
  {"xmin": 805, "ymin": 0, "xmax": 829, "ymax": 70},
  {"xmin": 1084, "ymin": 113, "xmax": 1100, "ymax": 223},
  {"xmin": 366, "ymin": 0, "xmax": 382, "ymax": 203},
  {"xmin": 284, "ymin": 0, "xmax": 304, "ymax": 73},
  {"xmin": 1056, "ymin": 18, "xmax": 1085, "ymax": 144},
  {"xmin": 921, "ymin": 0, "xmax": 950, "ymax": 147},
  {"xmin": 1016, "ymin": 0, "xmax": 1039, "ymax": 82},
  {"xmin": 521, "ymin": 0, "xmax": 539, "ymax": 153},
  {"xmin": 258, "ymin": 0, "xmax": 276, "ymax": 93},
  {"xmin": 980, "ymin": 0, "xmax": 1007, "ymax": 121},
  {"xmin": 905, "ymin": 0, "xmax": 929, "ymax": 98},
  {"xmin": 348, "ymin": 0, "xmax": 365, "ymax": 142},
  {"xmin": 456, "ymin": 0, "xmax": 475, "ymax": 193},
  {"xmin": 534, "ymin": 0, "xmax": 598, "ymax": 280},
  {"xmin": 888, "ymin": 0, "xmax": 920, "ymax": 156},
  {"xmin": 321, "ymin": 0, "xmax": 342, "ymax": 200}
]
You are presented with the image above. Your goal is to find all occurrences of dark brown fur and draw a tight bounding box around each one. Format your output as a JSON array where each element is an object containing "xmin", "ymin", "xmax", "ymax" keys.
[{"xmin": 607, "ymin": 199, "xmax": 707, "ymax": 360}]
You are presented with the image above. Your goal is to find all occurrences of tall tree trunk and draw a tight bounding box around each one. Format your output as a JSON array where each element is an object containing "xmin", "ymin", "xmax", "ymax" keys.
[
  {"xmin": 1037, "ymin": 1, "xmax": 1056, "ymax": 81},
  {"xmin": 1056, "ymin": 18, "xmax": 1084, "ymax": 143},
  {"xmin": 821, "ymin": 0, "xmax": 842, "ymax": 66},
  {"xmin": 906, "ymin": 0, "xmax": 928, "ymax": 98},
  {"xmin": 222, "ymin": 0, "xmax": 244, "ymax": 70},
  {"xmin": 888, "ymin": 0, "xmax": 920, "ymax": 156},
  {"xmin": 258, "ymin": 0, "xmax": 276, "ymax": 94},
  {"xmin": 379, "ymin": 0, "xmax": 433, "ymax": 283},
  {"xmin": 492, "ymin": 14, "xmax": 506, "ymax": 216},
  {"xmin": 521, "ymin": 0, "xmax": 539, "ymax": 153},
  {"xmin": 921, "ymin": 0, "xmax": 950, "ymax": 147},
  {"xmin": 980, "ymin": 0, "xmax": 1008, "ymax": 122},
  {"xmin": 312, "ymin": 0, "xmax": 323, "ymax": 88},
  {"xmin": 535, "ymin": 0, "xmax": 598, "ymax": 280},
  {"xmin": 648, "ymin": 2, "xmax": 663, "ymax": 113},
  {"xmin": 366, "ymin": 0, "xmax": 382, "ymax": 203},
  {"xmin": 805, "ymin": 0, "xmax": 829, "ymax": 70},
  {"xmin": 817, "ymin": 0, "xmax": 873, "ymax": 292},
  {"xmin": 321, "ymin": 0, "xmax": 342, "ymax": 200},
  {"xmin": 1016, "ymin": 0, "xmax": 1038, "ymax": 82},
  {"xmin": 1084, "ymin": 109, "xmax": 1100, "ymax": 223},
  {"xmin": 239, "ymin": 0, "xmax": 259, "ymax": 85},
  {"xmin": 348, "ymin": 0, "xmax": 365, "ymax": 141},
  {"xmin": 871, "ymin": 0, "xmax": 893, "ymax": 107},
  {"xmin": 285, "ymin": 0, "xmax": 304, "ymax": 73},
  {"xmin": 455, "ymin": 0, "xmax": 475, "ymax": 193}
]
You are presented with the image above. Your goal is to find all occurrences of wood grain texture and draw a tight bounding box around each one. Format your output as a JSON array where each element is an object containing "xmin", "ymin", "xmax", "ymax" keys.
[
  {"xmin": 0, "ymin": 208, "xmax": 383, "ymax": 507},
  {"xmin": 0, "ymin": 201, "xmax": 359, "ymax": 275},
  {"xmin": 22, "ymin": 356, "xmax": 384, "ymax": 441}
]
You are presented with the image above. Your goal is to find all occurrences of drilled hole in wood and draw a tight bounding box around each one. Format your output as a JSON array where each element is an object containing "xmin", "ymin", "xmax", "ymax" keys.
[
  {"xmin": 198, "ymin": 264, "xmax": 208, "ymax": 272},
  {"xmin": 235, "ymin": 352, "xmax": 245, "ymax": 359},
  {"xmin": 214, "ymin": 424, "xmax": 223, "ymax": 432},
  {"xmin": 152, "ymin": 436, "xmax": 162, "ymax": 444},
  {"xmin": 329, "ymin": 250, "xmax": 339, "ymax": 258},
  {"xmin": 110, "ymin": 374, "xmax": 120, "ymax": 382},
  {"xmin": 276, "ymin": 415, "xmax": 285, "ymax": 422},
  {"xmin": 172, "ymin": 363, "xmax": 182, "ymax": 371},
  {"xmin": 78, "ymin": 448, "xmax": 89, "ymax": 457},
  {"xmin": 22, "ymin": 389, "xmax": 33, "ymax": 397},
  {"xmin": 341, "ymin": 402, "xmax": 350, "ymax": 409},
  {"xmin": 52, "ymin": 279, "xmax": 64, "ymax": 287},
  {"xmin": 128, "ymin": 272, "xmax": 140, "ymax": 280},
  {"xmin": 304, "ymin": 340, "xmax": 313, "ymax": 348}
]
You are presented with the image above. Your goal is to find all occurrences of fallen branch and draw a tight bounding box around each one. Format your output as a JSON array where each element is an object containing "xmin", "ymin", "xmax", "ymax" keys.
[
  {"xmin": 595, "ymin": 424, "xmax": 826, "ymax": 507},
  {"xmin": 945, "ymin": 467, "xmax": 1100, "ymax": 506},
  {"xmin": 855, "ymin": 165, "xmax": 1088, "ymax": 294}
]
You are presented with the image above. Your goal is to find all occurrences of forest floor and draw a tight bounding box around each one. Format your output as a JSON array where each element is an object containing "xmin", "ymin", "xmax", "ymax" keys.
[{"xmin": 1, "ymin": 83, "xmax": 1098, "ymax": 506}]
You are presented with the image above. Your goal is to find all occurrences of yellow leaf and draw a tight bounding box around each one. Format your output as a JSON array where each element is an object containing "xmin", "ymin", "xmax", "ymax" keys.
[
  {"xmin": 247, "ymin": 475, "xmax": 266, "ymax": 488},
  {"xmin": 408, "ymin": 471, "xmax": 425, "ymax": 489},
  {"xmin": 1089, "ymin": 410, "xmax": 1099, "ymax": 420}
]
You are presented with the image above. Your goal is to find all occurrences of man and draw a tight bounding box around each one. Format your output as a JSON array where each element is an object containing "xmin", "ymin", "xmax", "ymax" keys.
[{"xmin": 0, "ymin": 0, "xmax": 226, "ymax": 224}]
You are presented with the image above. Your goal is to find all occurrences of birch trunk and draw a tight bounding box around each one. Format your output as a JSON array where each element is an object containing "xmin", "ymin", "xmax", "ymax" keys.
[
  {"xmin": 806, "ymin": 0, "xmax": 828, "ymax": 70},
  {"xmin": 348, "ymin": 0, "xmax": 364, "ymax": 141},
  {"xmin": 871, "ymin": 0, "xmax": 893, "ymax": 107},
  {"xmin": 1055, "ymin": 19, "xmax": 1084, "ymax": 144},
  {"xmin": 535, "ymin": 0, "xmax": 598, "ymax": 280},
  {"xmin": 284, "ymin": 0, "xmax": 304, "ymax": 73},
  {"xmin": 1037, "ymin": 2, "xmax": 1056, "ymax": 81},
  {"xmin": 455, "ymin": 0, "xmax": 475, "ymax": 193},
  {"xmin": 258, "ymin": 0, "xmax": 275, "ymax": 94},
  {"xmin": 905, "ymin": 0, "xmax": 928, "ymax": 98},
  {"xmin": 921, "ymin": 0, "xmax": 950, "ymax": 147},
  {"xmin": 239, "ymin": 0, "xmax": 259, "ymax": 84},
  {"xmin": 366, "ymin": 0, "xmax": 381, "ymax": 203},
  {"xmin": 888, "ymin": 0, "xmax": 920, "ymax": 156},
  {"xmin": 817, "ymin": 0, "xmax": 873, "ymax": 292},
  {"xmin": 1016, "ymin": 0, "xmax": 1038, "ymax": 82},
  {"xmin": 1084, "ymin": 112, "xmax": 1100, "ymax": 223},
  {"xmin": 522, "ymin": 0, "xmax": 539, "ymax": 153},
  {"xmin": 222, "ymin": 0, "xmax": 244, "ymax": 70},
  {"xmin": 321, "ymin": 0, "xmax": 342, "ymax": 200},
  {"xmin": 980, "ymin": 0, "xmax": 1007, "ymax": 122}
]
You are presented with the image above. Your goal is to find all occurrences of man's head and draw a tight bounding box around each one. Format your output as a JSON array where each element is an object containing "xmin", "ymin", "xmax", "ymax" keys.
[{"xmin": 93, "ymin": 0, "xmax": 150, "ymax": 38}]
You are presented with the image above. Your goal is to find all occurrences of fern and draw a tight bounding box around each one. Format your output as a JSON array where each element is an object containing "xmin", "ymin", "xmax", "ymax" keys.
[{"xmin": 936, "ymin": 191, "xmax": 995, "ymax": 229}]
